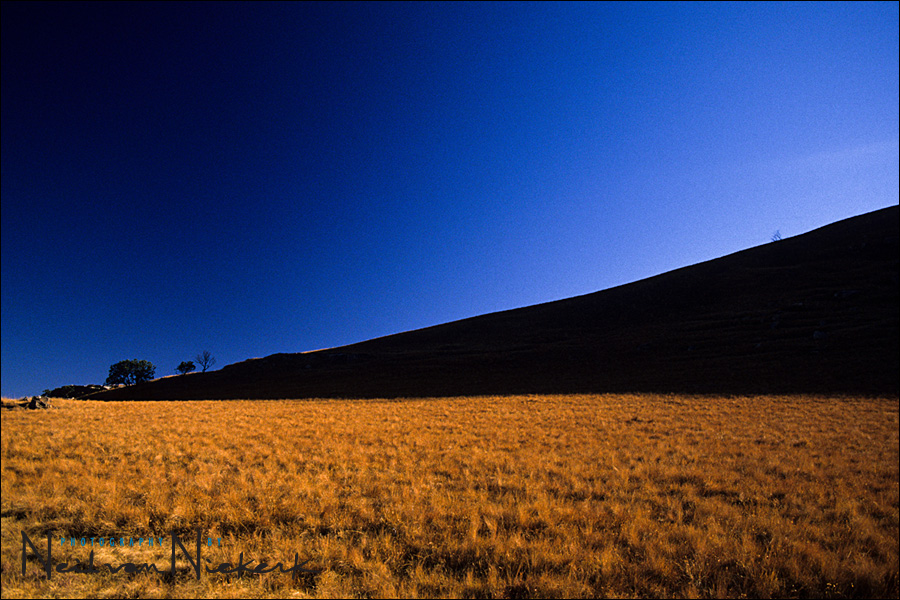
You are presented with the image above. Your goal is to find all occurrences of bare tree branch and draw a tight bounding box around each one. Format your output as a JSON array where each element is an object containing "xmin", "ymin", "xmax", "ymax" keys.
[{"xmin": 195, "ymin": 351, "xmax": 216, "ymax": 372}]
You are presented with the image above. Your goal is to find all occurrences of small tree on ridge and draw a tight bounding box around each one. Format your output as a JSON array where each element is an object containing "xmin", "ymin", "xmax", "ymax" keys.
[
  {"xmin": 106, "ymin": 359, "xmax": 156, "ymax": 387},
  {"xmin": 176, "ymin": 361, "xmax": 196, "ymax": 375},
  {"xmin": 195, "ymin": 351, "xmax": 216, "ymax": 372}
]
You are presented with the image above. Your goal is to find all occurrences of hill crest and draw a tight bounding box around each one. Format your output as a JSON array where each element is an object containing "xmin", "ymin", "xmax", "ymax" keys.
[{"xmin": 88, "ymin": 206, "xmax": 899, "ymax": 399}]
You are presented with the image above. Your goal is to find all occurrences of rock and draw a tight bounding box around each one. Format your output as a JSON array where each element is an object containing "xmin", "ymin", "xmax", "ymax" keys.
[{"xmin": 26, "ymin": 396, "xmax": 51, "ymax": 409}]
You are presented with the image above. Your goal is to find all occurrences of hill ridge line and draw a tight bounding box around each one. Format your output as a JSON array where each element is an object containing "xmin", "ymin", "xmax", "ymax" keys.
[{"xmin": 87, "ymin": 205, "xmax": 899, "ymax": 399}]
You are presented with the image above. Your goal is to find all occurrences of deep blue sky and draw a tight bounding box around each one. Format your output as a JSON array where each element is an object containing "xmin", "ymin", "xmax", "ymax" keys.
[{"xmin": 3, "ymin": 2, "xmax": 898, "ymax": 398}]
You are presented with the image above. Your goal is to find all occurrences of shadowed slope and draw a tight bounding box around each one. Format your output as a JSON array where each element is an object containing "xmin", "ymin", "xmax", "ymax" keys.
[{"xmin": 89, "ymin": 206, "xmax": 899, "ymax": 399}]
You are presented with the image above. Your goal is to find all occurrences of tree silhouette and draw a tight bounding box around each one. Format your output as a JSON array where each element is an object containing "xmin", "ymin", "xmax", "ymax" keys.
[
  {"xmin": 176, "ymin": 361, "xmax": 196, "ymax": 375},
  {"xmin": 195, "ymin": 351, "xmax": 216, "ymax": 372},
  {"xmin": 106, "ymin": 359, "xmax": 156, "ymax": 387}
]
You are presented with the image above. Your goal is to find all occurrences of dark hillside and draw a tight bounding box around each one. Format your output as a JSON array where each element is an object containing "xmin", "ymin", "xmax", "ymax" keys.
[{"xmin": 88, "ymin": 206, "xmax": 899, "ymax": 399}]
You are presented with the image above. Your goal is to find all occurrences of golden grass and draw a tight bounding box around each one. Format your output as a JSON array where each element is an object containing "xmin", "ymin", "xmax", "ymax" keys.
[{"xmin": 2, "ymin": 394, "xmax": 897, "ymax": 598}]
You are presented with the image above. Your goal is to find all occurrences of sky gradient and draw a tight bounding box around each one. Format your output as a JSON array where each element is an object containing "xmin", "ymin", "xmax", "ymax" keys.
[{"xmin": 3, "ymin": 2, "xmax": 898, "ymax": 398}]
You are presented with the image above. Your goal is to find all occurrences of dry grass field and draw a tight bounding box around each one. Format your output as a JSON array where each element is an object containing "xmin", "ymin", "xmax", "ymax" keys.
[{"xmin": 1, "ymin": 394, "xmax": 897, "ymax": 598}]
